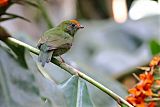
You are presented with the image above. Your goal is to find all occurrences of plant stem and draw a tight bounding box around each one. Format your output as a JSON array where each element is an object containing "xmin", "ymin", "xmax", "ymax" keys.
[
  {"xmin": 6, "ymin": 37, "xmax": 133, "ymax": 107},
  {"xmin": 145, "ymin": 98, "xmax": 160, "ymax": 102},
  {"xmin": 37, "ymin": 0, "xmax": 54, "ymax": 28}
]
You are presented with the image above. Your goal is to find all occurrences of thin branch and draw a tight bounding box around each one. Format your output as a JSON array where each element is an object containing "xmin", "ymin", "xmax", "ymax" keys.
[
  {"xmin": 132, "ymin": 73, "xmax": 140, "ymax": 81},
  {"xmin": 6, "ymin": 37, "xmax": 133, "ymax": 107},
  {"xmin": 145, "ymin": 98, "xmax": 160, "ymax": 102}
]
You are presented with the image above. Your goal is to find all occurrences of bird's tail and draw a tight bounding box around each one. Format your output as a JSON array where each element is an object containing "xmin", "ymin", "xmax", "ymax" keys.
[{"xmin": 38, "ymin": 51, "xmax": 53, "ymax": 67}]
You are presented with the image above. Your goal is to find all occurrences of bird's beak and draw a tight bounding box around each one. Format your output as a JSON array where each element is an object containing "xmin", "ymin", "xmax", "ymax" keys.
[{"xmin": 78, "ymin": 25, "xmax": 84, "ymax": 29}]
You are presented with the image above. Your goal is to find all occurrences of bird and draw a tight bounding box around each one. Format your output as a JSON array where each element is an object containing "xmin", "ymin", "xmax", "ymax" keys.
[{"xmin": 37, "ymin": 19, "xmax": 84, "ymax": 67}]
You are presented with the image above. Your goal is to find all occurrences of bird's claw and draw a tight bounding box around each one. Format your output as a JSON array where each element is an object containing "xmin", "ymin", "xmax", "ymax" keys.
[{"xmin": 59, "ymin": 56, "xmax": 65, "ymax": 63}]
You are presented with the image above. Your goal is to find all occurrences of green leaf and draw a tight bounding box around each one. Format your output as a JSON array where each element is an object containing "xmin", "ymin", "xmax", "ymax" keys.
[
  {"xmin": 77, "ymin": 80, "xmax": 94, "ymax": 107},
  {"xmin": 59, "ymin": 75, "xmax": 94, "ymax": 107},
  {"xmin": 0, "ymin": 45, "xmax": 67, "ymax": 107},
  {"xmin": 121, "ymin": 103, "xmax": 129, "ymax": 107},
  {"xmin": 149, "ymin": 40, "xmax": 160, "ymax": 55}
]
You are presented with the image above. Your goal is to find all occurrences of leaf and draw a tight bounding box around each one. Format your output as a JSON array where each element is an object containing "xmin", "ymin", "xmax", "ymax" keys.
[
  {"xmin": 0, "ymin": 17, "xmax": 15, "ymax": 22},
  {"xmin": 26, "ymin": 0, "xmax": 39, "ymax": 8},
  {"xmin": 0, "ymin": 46, "xmax": 40, "ymax": 107},
  {"xmin": 36, "ymin": 62, "xmax": 56, "ymax": 83},
  {"xmin": 77, "ymin": 80, "xmax": 94, "ymax": 107},
  {"xmin": 149, "ymin": 40, "xmax": 160, "ymax": 55},
  {"xmin": 121, "ymin": 103, "xmax": 129, "ymax": 107},
  {"xmin": 11, "ymin": 0, "xmax": 39, "ymax": 8},
  {"xmin": 4, "ymin": 39, "xmax": 28, "ymax": 68},
  {"xmin": 37, "ymin": 0, "xmax": 54, "ymax": 28},
  {"xmin": 59, "ymin": 75, "xmax": 94, "ymax": 107},
  {"xmin": 0, "ymin": 15, "xmax": 30, "ymax": 22},
  {"xmin": 4, "ymin": 13, "xmax": 30, "ymax": 22},
  {"xmin": 154, "ymin": 75, "xmax": 160, "ymax": 80},
  {"xmin": 24, "ymin": 49, "xmax": 67, "ymax": 107},
  {"xmin": 0, "ymin": 26, "xmax": 11, "ymax": 40},
  {"xmin": 0, "ymin": 45, "xmax": 67, "ymax": 107}
]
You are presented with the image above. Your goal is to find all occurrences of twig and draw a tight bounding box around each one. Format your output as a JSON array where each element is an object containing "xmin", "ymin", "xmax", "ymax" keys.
[
  {"xmin": 145, "ymin": 98, "xmax": 160, "ymax": 102},
  {"xmin": 6, "ymin": 37, "xmax": 133, "ymax": 107},
  {"xmin": 132, "ymin": 73, "xmax": 140, "ymax": 81}
]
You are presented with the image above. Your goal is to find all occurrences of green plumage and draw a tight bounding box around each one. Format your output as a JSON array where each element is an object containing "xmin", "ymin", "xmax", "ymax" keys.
[{"xmin": 37, "ymin": 20, "xmax": 83, "ymax": 67}]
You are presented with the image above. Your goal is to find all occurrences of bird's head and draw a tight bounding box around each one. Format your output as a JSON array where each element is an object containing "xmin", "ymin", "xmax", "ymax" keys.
[{"xmin": 58, "ymin": 20, "xmax": 84, "ymax": 36}]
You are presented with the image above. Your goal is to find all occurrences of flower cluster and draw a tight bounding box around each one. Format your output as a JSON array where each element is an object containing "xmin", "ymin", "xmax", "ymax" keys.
[
  {"xmin": 126, "ymin": 72, "xmax": 154, "ymax": 107},
  {"xmin": 150, "ymin": 56, "xmax": 160, "ymax": 67},
  {"xmin": 126, "ymin": 56, "xmax": 160, "ymax": 107}
]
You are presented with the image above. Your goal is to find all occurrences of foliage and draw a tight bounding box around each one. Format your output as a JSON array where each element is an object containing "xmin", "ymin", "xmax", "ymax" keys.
[
  {"xmin": 149, "ymin": 40, "xmax": 160, "ymax": 56},
  {"xmin": 0, "ymin": 43, "xmax": 94, "ymax": 107}
]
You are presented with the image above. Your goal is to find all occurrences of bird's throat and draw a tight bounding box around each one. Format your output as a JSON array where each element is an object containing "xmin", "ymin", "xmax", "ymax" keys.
[{"xmin": 65, "ymin": 29, "xmax": 76, "ymax": 37}]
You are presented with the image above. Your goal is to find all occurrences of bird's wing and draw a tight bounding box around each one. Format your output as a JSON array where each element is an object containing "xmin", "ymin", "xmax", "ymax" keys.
[{"xmin": 37, "ymin": 30, "xmax": 73, "ymax": 50}]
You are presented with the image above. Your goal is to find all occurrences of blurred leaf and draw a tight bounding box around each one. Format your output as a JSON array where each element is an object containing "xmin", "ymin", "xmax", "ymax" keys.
[
  {"xmin": 59, "ymin": 75, "xmax": 94, "ymax": 107},
  {"xmin": 0, "ymin": 15, "xmax": 30, "ymax": 22},
  {"xmin": 36, "ymin": 62, "xmax": 56, "ymax": 83},
  {"xmin": 25, "ymin": 1, "xmax": 38, "ymax": 8},
  {"xmin": 154, "ymin": 75, "xmax": 160, "ymax": 80},
  {"xmin": 5, "ymin": 39, "xmax": 28, "ymax": 68},
  {"xmin": 3, "ymin": 13, "xmax": 30, "ymax": 22},
  {"xmin": 121, "ymin": 104, "xmax": 129, "ymax": 107},
  {"xmin": 0, "ymin": 44, "xmax": 67, "ymax": 107},
  {"xmin": 0, "ymin": 26, "xmax": 11, "ymax": 40},
  {"xmin": 149, "ymin": 40, "xmax": 160, "ymax": 55},
  {"xmin": 0, "ymin": 46, "xmax": 41, "ymax": 107},
  {"xmin": 20, "ymin": 0, "xmax": 39, "ymax": 8},
  {"xmin": 37, "ymin": 0, "xmax": 54, "ymax": 28},
  {"xmin": 0, "ymin": 17, "xmax": 15, "ymax": 22}
]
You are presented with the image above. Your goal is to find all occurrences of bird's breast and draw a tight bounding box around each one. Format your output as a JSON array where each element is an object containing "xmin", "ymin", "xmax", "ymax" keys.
[{"xmin": 52, "ymin": 43, "xmax": 72, "ymax": 56}]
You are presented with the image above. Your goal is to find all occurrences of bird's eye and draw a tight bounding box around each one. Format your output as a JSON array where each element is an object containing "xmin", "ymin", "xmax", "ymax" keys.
[{"xmin": 71, "ymin": 24, "xmax": 75, "ymax": 27}]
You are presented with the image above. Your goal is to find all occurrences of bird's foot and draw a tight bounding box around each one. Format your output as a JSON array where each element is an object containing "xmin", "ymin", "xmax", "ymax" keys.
[{"xmin": 59, "ymin": 56, "xmax": 65, "ymax": 63}]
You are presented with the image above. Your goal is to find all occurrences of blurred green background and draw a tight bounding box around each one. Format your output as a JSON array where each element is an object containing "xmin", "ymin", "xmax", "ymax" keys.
[{"xmin": 0, "ymin": 0, "xmax": 160, "ymax": 107}]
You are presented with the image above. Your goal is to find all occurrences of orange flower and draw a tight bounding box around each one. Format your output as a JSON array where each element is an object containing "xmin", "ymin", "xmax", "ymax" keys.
[
  {"xmin": 156, "ymin": 80, "xmax": 160, "ymax": 85},
  {"xmin": 137, "ymin": 72, "xmax": 154, "ymax": 96},
  {"xmin": 150, "ymin": 56, "xmax": 160, "ymax": 67},
  {"xmin": 139, "ymin": 72, "xmax": 154, "ymax": 84},
  {"xmin": 148, "ymin": 102, "xmax": 156, "ymax": 107},
  {"xmin": 126, "ymin": 72, "xmax": 154, "ymax": 106},
  {"xmin": 126, "ymin": 95, "xmax": 137, "ymax": 106},
  {"xmin": 136, "ymin": 103, "xmax": 145, "ymax": 107},
  {"xmin": 128, "ymin": 88, "xmax": 141, "ymax": 96},
  {"xmin": 0, "ymin": 0, "xmax": 8, "ymax": 7},
  {"xmin": 126, "ymin": 95, "xmax": 146, "ymax": 107}
]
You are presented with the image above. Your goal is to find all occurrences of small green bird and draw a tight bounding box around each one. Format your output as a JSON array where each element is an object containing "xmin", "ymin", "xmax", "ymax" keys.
[{"xmin": 37, "ymin": 20, "xmax": 84, "ymax": 67}]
